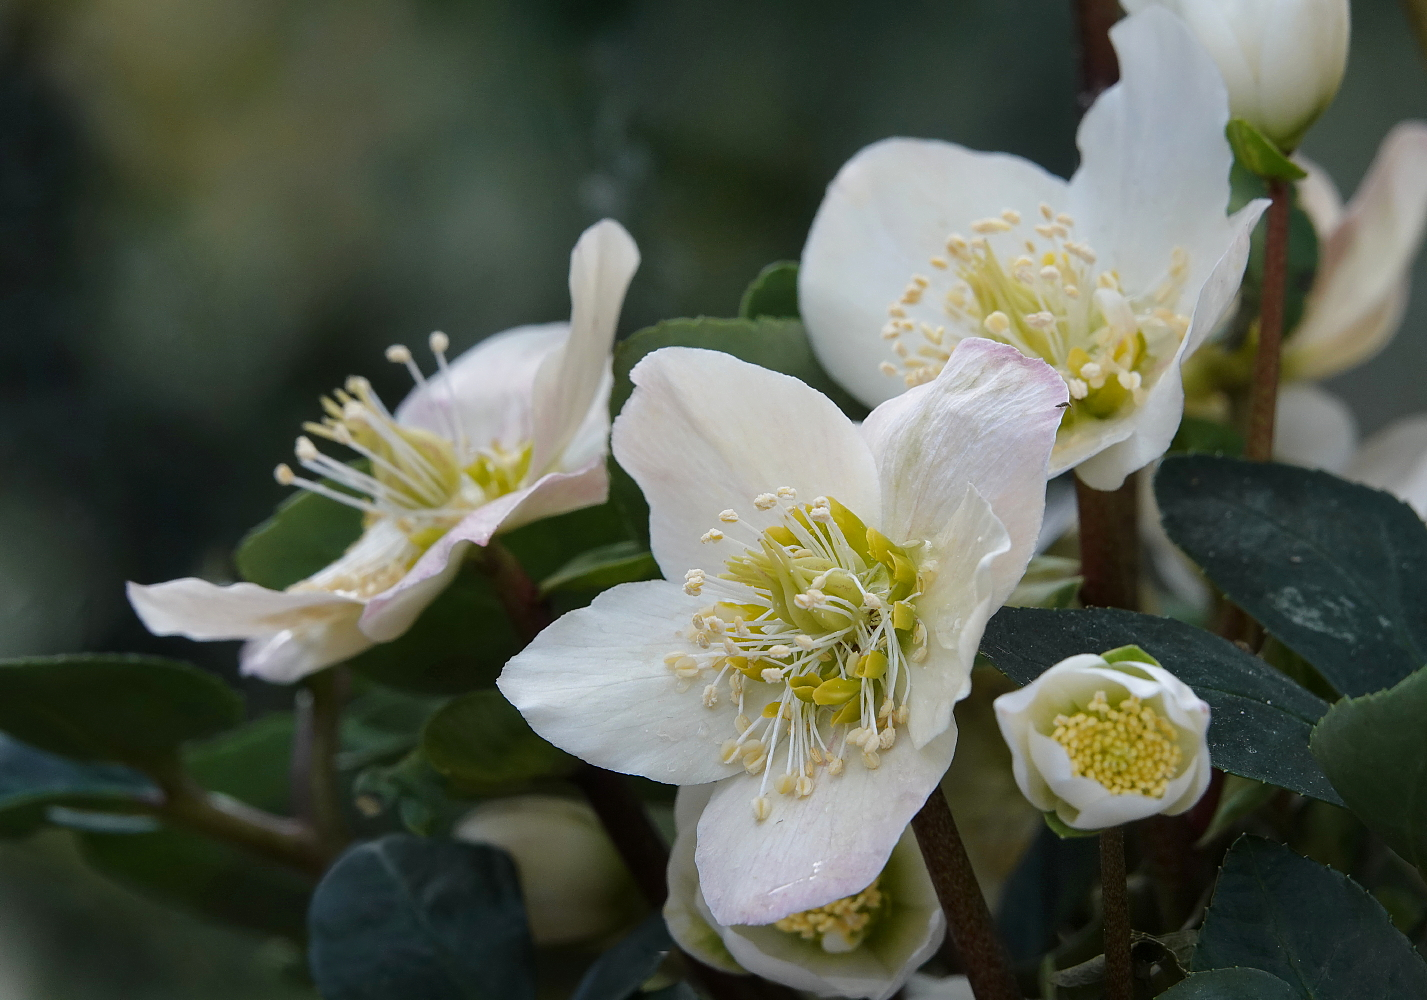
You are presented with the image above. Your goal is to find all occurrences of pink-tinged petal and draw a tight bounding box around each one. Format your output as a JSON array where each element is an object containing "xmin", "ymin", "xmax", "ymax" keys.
[
  {"xmin": 1274, "ymin": 384, "xmax": 1358, "ymax": 473},
  {"xmin": 1072, "ymin": 199, "xmax": 1264, "ymax": 491},
  {"xmin": 1286, "ymin": 122, "xmax": 1427, "ymax": 381},
  {"xmin": 1347, "ymin": 413, "xmax": 1427, "ymax": 519},
  {"xmin": 613, "ymin": 347, "xmax": 881, "ymax": 582},
  {"xmin": 395, "ymin": 322, "xmax": 567, "ymax": 451},
  {"xmin": 127, "ymin": 578, "xmax": 367, "ymax": 683},
  {"xmin": 666, "ymin": 784, "xmax": 747, "ymax": 975},
  {"xmin": 905, "ymin": 486, "xmax": 1009, "ymax": 749},
  {"xmin": 1295, "ymin": 156, "xmax": 1345, "ymax": 237},
  {"xmin": 358, "ymin": 459, "xmax": 608, "ymax": 640},
  {"xmin": 695, "ymin": 729, "xmax": 956, "ymax": 926},
  {"xmin": 529, "ymin": 220, "xmax": 639, "ymax": 477},
  {"xmin": 799, "ymin": 137, "xmax": 1068, "ymax": 410},
  {"xmin": 498, "ymin": 581, "xmax": 754, "ymax": 785},
  {"xmin": 859, "ymin": 339, "xmax": 1065, "ymax": 602}
]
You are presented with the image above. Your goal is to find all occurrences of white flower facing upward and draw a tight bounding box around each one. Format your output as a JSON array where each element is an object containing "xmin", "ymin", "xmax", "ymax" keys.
[
  {"xmin": 799, "ymin": 7, "xmax": 1265, "ymax": 491},
  {"xmin": 499, "ymin": 339, "xmax": 1067, "ymax": 925},
  {"xmin": 665, "ymin": 784, "xmax": 943, "ymax": 1000},
  {"xmin": 994, "ymin": 649, "xmax": 1212, "ymax": 830},
  {"xmin": 1122, "ymin": 0, "xmax": 1349, "ymax": 152},
  {"xmin": 127, "ymin": 220, "xmax": 640, "ymax": 683}
]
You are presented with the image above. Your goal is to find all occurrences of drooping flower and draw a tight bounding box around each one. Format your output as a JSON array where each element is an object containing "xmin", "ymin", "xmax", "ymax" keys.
[
  {"xmin": 1121, "ymin": 0, "xmax": 1349, "ymax": 152},
  {"xmin": 127, "ymin": 220, "xmax": 640, "ymax": 683},
  {"xmin": 664, "ymin": 784, "xmax": 943, "ymax": 1000},
  {"xmin": 798, "ymin": 7, "xmax": 1265, "ymax": 490},
  {"xmin": 454, "ymin": 795, "xmax": 641, "ymax": 947},
  {"xmin": 994, "ymin": 648, "xmax": 1212, "ymax": 830},
  {"xmin": 499, "ymin": 339, "xmax": 1067, "ymax": 925}
]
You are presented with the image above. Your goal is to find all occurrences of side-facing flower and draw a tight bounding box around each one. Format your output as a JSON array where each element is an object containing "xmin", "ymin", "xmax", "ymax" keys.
[
  {"xmin": 665, "ymin": 784, "xmax": 943, "ymax": 1000},
  {"xmin": 454, "ymin": 795, "xmax": 641, "ymax": 948},
  {"xmin": 500, "ymin": 339, "xmax": 1067, "ymax": 925},
  {"xmin": 994, "ymin": 648, "xmax": 1211, "ymax": 830},
  {"xmin": 799, "ymin": 7, "xmax": 1265, "ymax": 491},
  {"xmin": 127, "ymin": 220, "xmax": 640, "ymax": 683},
  {"xmin": 1345, "ymin": 412, "xmax": 1427, "ymax": 518},
  {"xmin": 1122, "ymin": 0, "xmax": 1349, "ymax": 151}
]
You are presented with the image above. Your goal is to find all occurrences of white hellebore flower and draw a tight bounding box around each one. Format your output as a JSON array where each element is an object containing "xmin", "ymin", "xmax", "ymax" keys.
[
  {"xmin": 799, "ymin": 7, "xmax": 1266, "ymax": 491},
  {"xmin": 127, "ymin": 220, "xmax": 640, "ymax": 683},
  {"xmin": 1345, "ymin": 413, "xmax": 1427, "ymax": 519},
  {"xmin": 994, "ymin": 649, "xmax": 1212, "ymax": 830},
  {"xmin": 1122, "ymin": 0, "xmax": 1349, "ymax": 151},
  {"xmin": 499, "ymin": 339, "xmax": 1067, "ymax": 925},
  {"xmin": 665, "ymin": 784, "xmax": 943, "ymax": 1000},
  {"xmin": 454, "ymin": 795, "xmax": 639, "ymax": 947}
]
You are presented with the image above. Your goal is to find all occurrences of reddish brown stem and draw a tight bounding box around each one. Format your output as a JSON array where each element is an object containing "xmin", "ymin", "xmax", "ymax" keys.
[
  {"xmin": 1245, "ymin": 179, "xmax": 1292, "ymax": 462},
  {"xmin": 1072, "ymin": 0, "xmax": 1121, "ymax": 112},
  {"xmin": 291, "ymin": 666, "xmax": 351, "ymax": 855},
  {"xmin": 912, "ymin": 788, "xmax": 1020, "ymax": 1000},
  {"xmin": 1101, "ymin": 826, "xmax": 1132, "ymax": 1000},
  {"xmin": 1075, "ymin": 473, "xmax": 1141, "ymax": 611}
]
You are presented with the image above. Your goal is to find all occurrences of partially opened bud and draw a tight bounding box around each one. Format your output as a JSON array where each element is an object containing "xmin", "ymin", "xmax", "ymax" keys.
[
  {"xmin": 1123, "ymin": 0, "xmax": 1349, "ymax": 151},
  {"xmin": 993, "ymin": 647, "xmax": 1212, "ymax": 830},
  {"xmin": 455, "ymin": 795, "xmax": 641, "ymax": 947}
]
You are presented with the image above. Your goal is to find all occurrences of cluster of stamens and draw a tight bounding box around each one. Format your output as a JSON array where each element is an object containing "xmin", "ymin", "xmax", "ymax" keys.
[
  {"xmin": 773, "ymin": 877, "xmax": 887, "ymax": 954},
  {"xmin": 1051, "ymin": 690, "xmax": 1183, "ymax": 798},
  {"xmin": 669, "ymin": 488, "xmax": 932, "ymax": 823},
  {"xmin": 273, "ymin": 332, "xmax": 533, "ymax": 549},
  {"xmin": 880, "ymin": 204, "xmax": 1191, "ymax": 425}
]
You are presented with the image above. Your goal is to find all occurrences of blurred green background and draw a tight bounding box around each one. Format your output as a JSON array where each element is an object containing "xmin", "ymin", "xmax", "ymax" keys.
[{"xmin": 0, "ymin": 0, "xmax": 1421, "ymax": 995}]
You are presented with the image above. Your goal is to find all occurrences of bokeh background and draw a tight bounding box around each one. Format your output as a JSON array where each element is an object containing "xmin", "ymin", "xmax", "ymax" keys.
[{"xmin": 0, "ymin": 1, "xmax": 1421, "ymax": 995}]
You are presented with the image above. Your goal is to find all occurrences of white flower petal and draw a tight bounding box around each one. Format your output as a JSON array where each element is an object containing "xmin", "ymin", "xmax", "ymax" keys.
[
  {"xmin": 1294, "ymin": 156, "xmax": 1344, "ymax": 237},
  {"xmin": 859, "ymin": 338, "xmax": 1065, "ymax": 601},
  {"xmin": 906, "ymin": 486, "xmax": 1009, "ymax": 749},
  {"xmin": 1069, "ymin": 7, "xmax": 1236, "ymax": 304},
  {"xmin": 904, "ymin": 974, "xmax": 975, "ymax": 1000},
  {"xmin": 1072, "ymin": 200, "xmax": 1264, "ymax": 490},
  {"xmin": 358, "ymin": 460, "xmax": 608, "ymax": 640},
  {"xmin": 1273, "ymin": 383, "xmax": 1358, "ymax": 473},
  {"xmin": 498, "ymin": 581, "xmax": 752, "ymax": 785},
  {"xmin": 1286, "ymin": 122, "xmax": 1427, "ymax": 381},
  {"xmin": 694, "ymin": 729, "xmax": 956, "ymax": 926},
  {"xmin": 799, "ymin": 137, "xmax": 1069, "ymax": 410},
  {"xmin": 666, "ymin": 785, "xmax": 747, "ymax": 975},
  {"xmin": 395, "ymin": 322, "xmax": 567, "ymax": 450},
  {"xmin": 529, "ymin": 219, "xmax": 639, "ymax": 477},
  {"xmin": 238, "ymin": 617, "xmax": 373, "ymax": 684},
  {"xmin": 613, "ymin": 347, "xmax": 881, "ymax": 581},
  {"xmin": 1346, "ymin": 413, "xmax": 1427, "ymax": 519}
]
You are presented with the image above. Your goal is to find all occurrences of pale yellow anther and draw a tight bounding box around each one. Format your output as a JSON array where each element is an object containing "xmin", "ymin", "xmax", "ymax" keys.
[
  {"xmin": 761, "ymin": 667, "xmax": 784, "ymax": 683},
  {"xmin": 1039, "ymin": 202, "xmax": 1054, "ymax": 220},
  {"xmin": 701, "ymin": 529, "xmax": 724, "ymax": 544},
  {"xmin": 776, "ymin": 486, "xmax": 797, "ymax": 499},
  {"xmin": 428, "ymin": 330, "xmax": 450, "ymax": 354},
  {"xmin": 984, "ymin": 311, "xmax": 1012, "ymax": 336},
  {"xmin": 1001, "ymin": 208, "xmax": 1022, "ymax": 225},
  {"xmin": 702, "ymin": 684, "xmax": 719, "ymax": 708},
  {"xmin": 768, "ymin": 645, "xmax": 791, "ymax": 658},
  {"xmin": 862, "ymin": 750, "xmax": 881, "ymax": 770},
  {"xmin": 879, "ymin": 361, "xmax": 899, "ymax": 377},
  {"xmin": 1026, "ymin": 311, "xmax": 1057, "ymax": 330},
  {"xmin": 754, "ymin": 493, "xmax": 778, "ymax": 510},
  {"xmin": 827, "ymin": 756, "xmax": 845, "ymax": 776},
  {"xmin": 1052, "ymin": 690, "xmax": 1183, "ymax": 797},
  {"xmin": 735, "ymin": 713, "xmax": 751, "ymax": 733},
  {"xmin": 794, "ymin": 634, "xmax": 816, "ymax": 650},
  {"xmin": 719, "ymin": 509, "xmax": 740, "ymax": 523},
  {"xmin": 930, "ymin": 255, "xmax": 949, "ymax": 270},
  {"xmin": 274, "ymin": 464, "xmax": 296, "ymax": 485},
  {"xmin": 774, "ymin": 773, "xmax": 797, "ymax": 795},
  {"xmin": 1040, "ymin": 265, "xmax": 1062, "ymax": 282},
  {"xmin": 1035, "ymin": 223, "xmax": 1057, "ymax": 239},
  {"xmin": 721, "ymin": 739, "xmax": 741, "ymax": 763},
  {"xmin": 879, "ymin": 727, "xmax": 896, "ymax": 750},
  {"xmin": 385, "ymin": 344, "xmax": 412, "ymax": 364},
  {"xmin": 972, "ymin": 217, "xmax": 1013, "ymax": 234},
  {"xmin": 894, "ymin": 705, "xmax": 910, "ymax": 725},
  {"xmin": 752, "ymin": 796, "xmax": 772, "ymax": 821},
  {"xmin": 1056, "ymin": 213, "xmax": 1075, "ymax": 227},
  {"xmin": 796, "ymin": 775, "xmax": 814, "ymax": 797},
  {"xmin": 1068, "ymin": 378, "xmax": 1089, "ymax": 400}
]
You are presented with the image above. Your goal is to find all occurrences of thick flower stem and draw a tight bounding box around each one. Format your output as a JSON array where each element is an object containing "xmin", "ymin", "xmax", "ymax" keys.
[
  {"xmin": 1100, "ymin": 826, "xmax": 1132, "ymax": 1000},
  {"xmin": 481, "ymin": 540, "xmax": 555, "ymax": 641},
  {"xmin": 1072, "ymin": 0, "xmax": 1120, "ymax": 112},
  {"xmin": 1075, "ymin": 473, "xmax": 1141, "ymax": 611},
  {"xmin": 912, "ymin": 788, "xmax": 1020, "ymax": 1000},
  {"xmin": 1245, "ymin": 179, "xmax": 1293, "ymax": 462},
  {"xmin": 291, "ymin": 667, "xmax": 351, "ymax": 855}
]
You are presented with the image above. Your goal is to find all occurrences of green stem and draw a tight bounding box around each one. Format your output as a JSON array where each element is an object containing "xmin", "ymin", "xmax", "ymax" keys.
[
  {"xmin": 1245, "ymin": 179, "xmax": 1293, "ymax": 462},
  {"xmin": 1101, "ymin": 826, "xmax": 1133, "ymax": 1000},
  {"xmin": 291, "ymin": 667, "xmax": 351, "ymax": 854},
  {"xmin": 1075, "ymin": 473, "xmax": 1141, "ymax": 611},
  {"xmin": 911, "ymin": 788, "xmax": 1020, "ymax": 1000}
]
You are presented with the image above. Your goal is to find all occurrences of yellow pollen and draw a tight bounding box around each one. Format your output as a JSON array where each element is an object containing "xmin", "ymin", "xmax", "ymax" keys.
[
  {"xmin": 774, "ymin": 878, "xmax": 887, "ymax": 953},
  {"xmin": 1051, "ymin": 690, "xmax": 1183, "ymax": 798}
]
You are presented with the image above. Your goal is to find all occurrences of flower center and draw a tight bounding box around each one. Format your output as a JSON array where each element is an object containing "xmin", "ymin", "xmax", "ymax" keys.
[
  {"xmin": 772, "ymin": 877, "xmax": 887, "ymax": 954},
  {"xmin": 881, "ymin": 204, "xmax": 1191, "ymax": 425},
  {"xmin": 670, "ymin": 489, "xmax": 930, "ymax": 822},
  {"xmin": 273, "ymin": 332, "xmax": 533, "ymax": 549},
  {"xmin": 1051, "ymin": 690, "xmax": 1183, "ymax": 798}
]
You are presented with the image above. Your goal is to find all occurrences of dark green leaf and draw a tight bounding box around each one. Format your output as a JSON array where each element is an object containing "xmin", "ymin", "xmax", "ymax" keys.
[
  {"xmin": 503, "ymin": 501, "xmax": 635, "ymax": 583},
  {"xmin": 1156, "ymin": 455, "xmax": 1427, "ymax": 697},
  {"xmin": 82, "ymin": 826, "xmax": 313, "ymax": 940},
  {"xmin": 235, "ymin": 489, "xmax": 363, "ymax": 590},
  {"xmin": 979, "ymin": 608, "xmax": 1340, "ymax": 803},
  {"xmin": 1193, "ymin": 836, "xmax": 1427, "ymax": 998},
  {"xmin": 309, "ymin": 835, "xmax": 534, "ymax": 1000},
  {"xmin": 1171, "ymin": 416, "xmax": 1244, "ymax": 458},
  {"xmin": 422, "ymin": 690, "xmax": 573, "ymax": 793},
  {"xmin": 0, "ymin": 733, "xmax": 159, "ymax": 837},
  {"xmin": 738, "ymin": 260, "xmax": 800, "ymax": 319},
  {"xmin": 1311, "ymin": 665, "xmax": 1427, "ymax": 873},
  {"xmin": 1160, "ymin": 969, "xmax": 1298, "ymax": 1000},
  {"xmin": 572, "ymin": 913, "xmax": 672, "ymax": 1000},
  {"xmin": 1195, "ymin": 774, "xmax": 1277, "ymax": 848},
  {"xmin": 351, "ymin": 749, "xmax": 467, "ymax": 836},
  {"xmin": 540, "ymin": 541, "xmax": 659, "ymax": 596},
  {"xmin": 1226, "ymin": 119, "xmax": 1307, "ymax": 181},
  {"xmin": 0, "ymin": 655, "xmax": 242, "ymax": 768}
]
